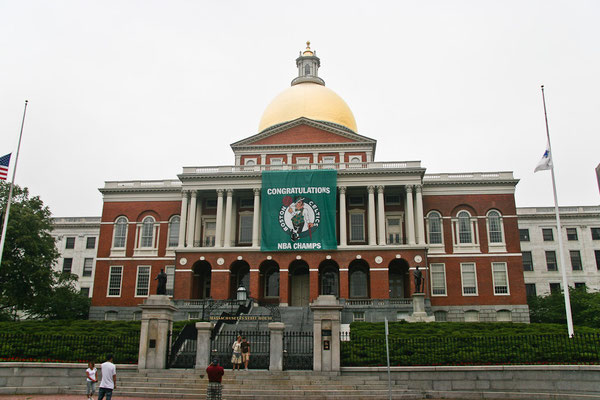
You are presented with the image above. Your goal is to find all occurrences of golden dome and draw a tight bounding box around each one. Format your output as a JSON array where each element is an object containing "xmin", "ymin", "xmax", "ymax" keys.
[
  {"xmin": 302, "ymin": 41, "xmax": 314, "ymax": 56},
  {"xmin": 258, "ymin": 82, "xmax": 358, "ymax": 133}
]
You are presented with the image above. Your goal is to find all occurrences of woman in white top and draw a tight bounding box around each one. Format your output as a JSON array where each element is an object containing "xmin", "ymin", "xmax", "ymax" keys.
[
  {"xmin": 231, "ymin": 335, "xmax": 243, "ymax": 371},
  {"xmin": 85, "ymin": 361, "xmax": 98, "ymax": 400}
]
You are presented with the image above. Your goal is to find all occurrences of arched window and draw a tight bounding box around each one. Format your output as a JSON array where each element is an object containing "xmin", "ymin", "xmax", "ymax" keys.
[
  {"xmin": 264, "ymin": 267, "xmax": 279, "ymax": 298},
  {"xmin": 464, "ymin": 310, "xmax": 479, "ymax": 322},
  {"xmin": 319, "ymin": 262, "xmax": 339, "ymax": 297},
  {"xmin": 349, "ymin": 261, "xmax": 369, "ymax": 298},
  {"xmin": 168, "ymin": 216, "xmax": 180, "ymax": 247},
  {"xmin": 487, "ymin": 210, "xmax": 503, "ymax": 243},
  {"xmin": 113, "ymin": 217, "xmax": 128, "ymax": 248},
  {"xmin": 427, "ymin": 211, "xmax": 443, "ymax": 244},
  {"xmin": 141, "ymin": 216, "xmax": 155, "ymax": 248},
  {"xmin": 496, "ymin": 310, "xmax": 512, "ymax": 322},
  {"xmin": 245, "ymin": 159, "xmax": 256, "ymax": 166},
  {"xmin": 304, "ymin": 64, "xmax": 311, "ymax": 75},
  {"xmin": 434, "ymin": 310, "xmax": 447, "ymax": 322},
  {"xmin": 458, "ymin": 211, "xmax": 472, "ymax": 244}
]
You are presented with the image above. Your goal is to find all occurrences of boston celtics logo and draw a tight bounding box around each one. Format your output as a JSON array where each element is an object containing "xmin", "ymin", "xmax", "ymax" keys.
[{"xmin": 279, "ymin": 195, "xmax": 321, "ymax": 241}]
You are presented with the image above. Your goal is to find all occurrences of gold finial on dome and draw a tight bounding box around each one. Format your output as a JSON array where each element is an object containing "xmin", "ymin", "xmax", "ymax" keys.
[{"xmin": 302, "ymin": 41, "xmax": 314, "ymax": 56}]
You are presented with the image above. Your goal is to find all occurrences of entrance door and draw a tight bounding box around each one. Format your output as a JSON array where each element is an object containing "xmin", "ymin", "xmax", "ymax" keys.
[
  {"xmin": 291, "ymin": 274, "xmax": 310, "ymax": 306},
  {"xmin": 389, "ymin": 272, "xmax": 404, "ymax": 298}
]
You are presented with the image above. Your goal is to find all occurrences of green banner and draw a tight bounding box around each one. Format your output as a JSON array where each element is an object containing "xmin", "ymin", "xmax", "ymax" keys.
[{"xmin": 261, "ymin": 170, "xmax": 337, "ymax": 251}]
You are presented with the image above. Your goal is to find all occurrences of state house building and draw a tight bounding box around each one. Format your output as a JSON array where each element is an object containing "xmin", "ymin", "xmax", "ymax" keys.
[{"xmin": 90, "ymin": 44, "xmax": 529, "ymax": 323}]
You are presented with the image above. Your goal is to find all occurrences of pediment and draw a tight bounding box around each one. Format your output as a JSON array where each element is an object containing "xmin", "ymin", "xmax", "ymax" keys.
[{"xmin": 231, "ymin": 118, "xmax": 376, "ymax": 149}]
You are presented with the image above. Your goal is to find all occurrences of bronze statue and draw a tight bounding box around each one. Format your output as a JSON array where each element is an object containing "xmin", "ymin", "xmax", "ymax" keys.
[
  {"xmin": 413, "ymin": 266, "xmax": 423, "ymax": 293},
  {"xmin": 155, "ymin": 269, "xmax": 167, "ymax": 295}
]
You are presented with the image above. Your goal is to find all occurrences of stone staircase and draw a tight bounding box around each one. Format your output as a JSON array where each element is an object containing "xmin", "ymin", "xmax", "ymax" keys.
[{"xmin": 68, "ymin": 369, "xmax": 419, "ymax": 399}]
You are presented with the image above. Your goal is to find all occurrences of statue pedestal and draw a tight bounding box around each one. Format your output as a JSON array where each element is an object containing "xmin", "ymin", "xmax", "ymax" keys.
[
  {"xmin": 138, "ymin": 295, "xmax": 178, "ymax": 370},
  {"xmin": 311, "ymin": 295, "xmax": 343, "ymax": 372},
  {"xmin": 406, "ymin": 293, "xmax": 435, "ymax": 323}
]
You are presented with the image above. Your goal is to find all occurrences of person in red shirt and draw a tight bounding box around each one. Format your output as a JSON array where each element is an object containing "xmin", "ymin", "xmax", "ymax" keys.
[{"xmin": 206, "ymin": 359, "xmax": 224, "ymax": 400}]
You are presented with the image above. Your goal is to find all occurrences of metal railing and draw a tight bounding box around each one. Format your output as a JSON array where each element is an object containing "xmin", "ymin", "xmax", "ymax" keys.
[
  {"xmin": 340, "ymin": 332, "xmax": 600, "ymax": 366},
  {"xmin": 182, "ymin": 161, "xmax": 423, "ymax": 174}
]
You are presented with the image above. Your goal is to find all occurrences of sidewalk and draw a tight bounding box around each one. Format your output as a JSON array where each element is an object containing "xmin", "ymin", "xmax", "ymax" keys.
[{"xmin": 0, "ymin": 396, "xmax": 184, "ymax": 400}]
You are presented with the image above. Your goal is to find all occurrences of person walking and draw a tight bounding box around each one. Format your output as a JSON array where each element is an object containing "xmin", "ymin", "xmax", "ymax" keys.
[
  {"xmin": 98, "ymin": 354, "xmax": 116, "ymax": 400},
  {"xmin": 85, "ymin": 361, "xmax": 97, "ymax": 400},
  {"xmin": 231, "ymin": 335, "xmax": 243, "ymax": 371},
  {"xmin": 206, "ymin": 358, "xmax": 225, "ymax": 400},
  {"xmin": 241, "ymin": 336, "xmax": 251, "ymax": 371}
]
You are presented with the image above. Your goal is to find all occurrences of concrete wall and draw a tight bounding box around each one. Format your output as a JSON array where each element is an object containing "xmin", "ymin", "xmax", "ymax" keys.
[
  {"xmin": 343, "ymin": 365, "xmax": 600, "ymax": 400},
  {"xmin": 0, "ymin": 362, "xmax": 137, "ymax": 395}
]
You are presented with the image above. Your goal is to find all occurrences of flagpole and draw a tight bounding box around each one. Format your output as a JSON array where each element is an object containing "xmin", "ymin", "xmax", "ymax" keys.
[
  {"xmin": 541, "ymin": 86, "xmax": 574, "ymax": 337},
  {"xmin": 0, "ymin": 100, "xmax": 28, "ymax": 267}
]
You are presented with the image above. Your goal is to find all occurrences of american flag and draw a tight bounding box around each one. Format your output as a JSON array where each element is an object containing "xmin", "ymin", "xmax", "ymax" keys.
[{"xmin": 0, "ymin": 153, "xmax": 11, "ymax": 180}]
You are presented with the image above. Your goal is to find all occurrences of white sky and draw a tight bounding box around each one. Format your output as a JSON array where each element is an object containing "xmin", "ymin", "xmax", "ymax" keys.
[{"xmin": 1, "ymin": 0, "xmax": 599, "ymax": 217}]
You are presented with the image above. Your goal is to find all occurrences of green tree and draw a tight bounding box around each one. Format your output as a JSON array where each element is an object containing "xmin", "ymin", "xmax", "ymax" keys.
[
  {"xmin": 0, "ymin": 182, "xmax": 89, "ymax": 320},
  {"xmin": 528, "ymin": 286, "xmax": 600, "ymax": 328}
]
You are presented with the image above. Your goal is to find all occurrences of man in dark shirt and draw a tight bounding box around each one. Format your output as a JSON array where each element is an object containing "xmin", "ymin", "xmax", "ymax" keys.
[{"xmin": 206, "ymin": 359, "xmax": 224, "ymax": 400}]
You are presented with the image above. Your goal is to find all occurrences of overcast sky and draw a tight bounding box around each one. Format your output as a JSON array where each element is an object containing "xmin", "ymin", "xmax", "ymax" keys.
[{"xmin": 1, "ymin": 0, "xmax": 598, "ymax": 217}]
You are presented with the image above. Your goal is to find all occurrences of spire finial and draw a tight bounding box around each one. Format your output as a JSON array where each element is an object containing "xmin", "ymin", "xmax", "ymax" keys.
[{"xmin": 306, "ymin": 41, "xmax": 311, "ymax": 50}]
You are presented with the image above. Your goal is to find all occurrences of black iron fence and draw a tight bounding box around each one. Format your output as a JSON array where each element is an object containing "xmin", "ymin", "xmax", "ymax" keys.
[
  {"xmin": 167, "ymin": 323, "xmax": 197, "ymax": 368},
  {"xmin": 0, "ymin": 333, "xmax": 139, "ymax": 364},
  {"xmin": 340, "ymin": 332, "xmax": 600, "ymax": 366},
  {"xmin": 211, "ymin": 330, "xmax": 270, "ymax": 369},
  {"xmin": 283, "ymin": 331, "xmax": 313, "ymax": 370}
]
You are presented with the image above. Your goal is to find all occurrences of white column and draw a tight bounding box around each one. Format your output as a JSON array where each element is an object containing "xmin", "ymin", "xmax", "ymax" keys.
[
  {"xmin": 377, "ymin": 186, "xmax": 386, "ymax": 245},
  {"xmin": 252, "ymin": 188, "xmax": 260, "ymax": 247},
  {"xmin": 260, "ymin": 154, "xmax": 266, "ymax": 166},
  {"xmin": 187, "ymin": 191, "xmax": 197, "ymax": 247},
  {"xmin": 312, "ymin": 152, "xmax": 319, "ymax": 169},
  {"xmin": 178, "ymin": 191, "xmax": 188, "ymax": 247},
  {"xmin": 215, "ymin": 189, "xmax": 224, "ymax": 248},
  {"xmin": 415, "ymin": 184, "xmax": 425, "ymax": 245},
  {"xmin": 287, "ymin": 153, "xmax": 292, "ymax": 167},
  {"xmin": 339, "ymin": 152, "xmax": 345, "ymax": 169},
  {"xmin": 339, "ymin": 186, "xmax": 347, "ymax": 246},
  {"xmin": 405, "ymin": 185, "xmax": 416, "ymax": 245},
  {"xmin": 235, "ymin": 154, "xmax": 241, "ymax": 166},
  {"xmin": 367, "ymin": 186, "xmax": 377, "ymax": 246},
  {"xmin": 194, "ymin": 195, "xmax": 203, "ymax": 242},
  {"xmin": 223, "ymin": 189, "xmax": 233, "ymax": 247}
]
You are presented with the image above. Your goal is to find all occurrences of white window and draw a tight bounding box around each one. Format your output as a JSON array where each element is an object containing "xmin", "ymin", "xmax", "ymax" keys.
[
  {"xmin": 386, "ymin": 216, "xmax": 402, "ymax": 244},
  {"xmin": 487, "ymin": 210, "xmax": 504, "ymax": 243},
  {"xmin": 203, "ymin": 219, "xmax": 216, "ymax": 247},
  {"xmin": 140, "ymin": 216, "xmax": 156, "ymax": 248},
  {"xmin": 165, "ymin": 265, "xmax": 175, "ymax": 296},
  {"xmin": 427, "ymin": 211, "xmax": 443, "ymax": 245},
  {"xmin": 168, "ymin": 216, "xmax": 180, "ymax": 247},
  {"xmin": 238, "ymin": 213, "xmax": 253, "ymax": 244},
  {"xmin": 458, "ymin": 211, "xmax": 472, "ymax": 244},
  {"xmin": 430, "ymin": 263, "xmax": 447, "ymax": 296},
  {"xmin": 135, "ymin": 266, "xmax": 151, "ymax": 297},
  {"xmin": 464, "ymin": 310, "xmax": 479, "ymax": 322},
  {"xmin": 461, "ymin": 263, "xmax": 478, "ymax": 295},
  {"xmin": 352, "ymin": 311, "xmax": 365, "ymax": 322},
  {"xmin": 296, "ymin": 157, "xmax": 310, "ymax": 170},
  {"xmin": 496, "ymin": 310, "xmax": 512, "ymax": 322},
  {"xmin": 113, "ymin": 216, "xmax": 128, "ymax": 248},
  {"xmin": 322, "ymin": 156, "xmax": 336, "ymax": 165},
  {"xmin": 82, "ymin": 258, "xmax": 94, "ymax": 277},
  {"xmin": 492, "ymin": 262, "xmax": 509, "ymax": 295},
  {"xmin": 107, "ymin": 266, "xmax": 123, "ymax": 297},
  {"xmin": 434, "ymin": 311, "xmax": 447, "ymax": 322},
  {"xmin": 244, "ymin": 158, "xmax": 256, "ymax": 166},
  {"xmin": 349, "ymin": 212, "xmax": 365, "ymax": 242},
  {"xmin": 270, "ymin": 158, "xmax": 283, "ymax": 170},
  {"xmin": 105, "ymin": 311, "xmax": 118, "ymax": 321}
]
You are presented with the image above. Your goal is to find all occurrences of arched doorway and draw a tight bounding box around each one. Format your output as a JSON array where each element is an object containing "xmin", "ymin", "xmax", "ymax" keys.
[
  {"xmin": 348, "ymin": 259, "xmax": 370, "ymax": 298},
  {"xmin": 388, "ymin": 258, "xmax": 410, "ymax": 298},
  {"xmin": 192, "ymin": 260, "xmax": 211, "ymax": 299},
  {"xmin": 260, "ymin": 260, "xmax": 280, "ymax": 304},
  {"xmin": 319, "ymin": 260, "xmax": 339, "ymax": 297},
  {"xmin": 289, "ymin": 260, "xmax": 310, "ymax": 306},
  {"xmin": 230, "ymin": 260, "xmax": 250, "ymax": 299}
]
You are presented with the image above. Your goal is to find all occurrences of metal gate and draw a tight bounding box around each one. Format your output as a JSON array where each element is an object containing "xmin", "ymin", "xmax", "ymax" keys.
[
  {"xmin": 167, "ymin": 323, "xmax": 197, "ymax": 368},
  {"xmin": 211, "ymin": 330, "xmax": 270, "ymax": 369},
  {"xmin": 283, "ymin": 331, "xmax": 313, "ymax": 370}
]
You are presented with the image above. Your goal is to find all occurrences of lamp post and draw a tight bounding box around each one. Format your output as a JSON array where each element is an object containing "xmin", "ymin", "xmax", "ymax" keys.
[{"xmin": 237, "ymin": 286, "xmax": 248, "ymax": 301}]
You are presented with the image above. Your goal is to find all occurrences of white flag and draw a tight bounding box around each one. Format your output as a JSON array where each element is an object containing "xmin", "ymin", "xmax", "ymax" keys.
[{"xmin": 534, "ymin": 143, "xmax": 552, "ymax": 172}]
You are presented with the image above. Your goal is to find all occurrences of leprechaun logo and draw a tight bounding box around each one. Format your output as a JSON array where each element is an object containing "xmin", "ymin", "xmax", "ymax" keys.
[{"xmin": 279, "ymin": 195, "xmax": 321, "ymax": 241}]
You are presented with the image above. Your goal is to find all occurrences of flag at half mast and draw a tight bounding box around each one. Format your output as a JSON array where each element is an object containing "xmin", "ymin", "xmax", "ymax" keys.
[
  {"xmin": 534, "ymin": 143, "xmax": 552, "ymax": 173},
  {"xmin": 0, "ymin": 153, "xmax": 11, "ymax": 180}
]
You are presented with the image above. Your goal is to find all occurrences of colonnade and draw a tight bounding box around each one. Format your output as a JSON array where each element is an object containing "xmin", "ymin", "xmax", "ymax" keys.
[{"xmin": 178, "ymin": 184, "xmax": 426, "ymax": 248}]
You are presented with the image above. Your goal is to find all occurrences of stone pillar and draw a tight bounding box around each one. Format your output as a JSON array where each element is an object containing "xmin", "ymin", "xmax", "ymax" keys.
[
  {"xmin": 405, "ymin": 185, "xmax": 416, "ymax": 245},
  {"xmin": 367, "ymin": 186, "xmax": 377, "ymax": 245},
  {"xmin": 377, "ymin": 185, "xmax": 386, "ymax": 245},
  {"xmin": 187, "ymin": 191, "xmax": 197, "ymax": 247},
  {"xmin": 194, "ymin": 195, "xmax": 203, "ymax": 243},
  {"xmin": 339, "ymin": 152, "xmax": 345, "ymax": 169},
  {"xmin": 195, "ymin": 322, "xmax": 213, "ymax": 369},
  {"xmin": 178, "ymin": 192, "xmax": 188, "ymax": 247},
  {"xmin": 215, "ymin": 189, "xmax": 224, "ymax": 248},
  {"xmin": 223, "ymin": 189, "xmax": 233, "ymax": 247},
  {"xmin": 252, "ymin": 188, "xmax": 260, "ymax": 248},
  {"xmin": 338, "ymin": 186, "xmax": 347, "ymax": 246},
  {"xmin": 312, "ymin": 152, "xmax": 319, "ymax": 169},
  {"xmin": 260, "ymin": 154, "xmax": 266, "ymax": 166},
  {"xmin": 138, "ymin": 295, "xmax": 177, "ymax": 370},
  {"xmin": 415, "ymin": 185, "xmax": 425, "ymax": 245},
  {"xmin": 268, "ymin": 322, "xmax": 285, "ymax": 371},
  {"xmin": 311, "ymin": 295, "xmax": 343, "ymax": 372}
]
